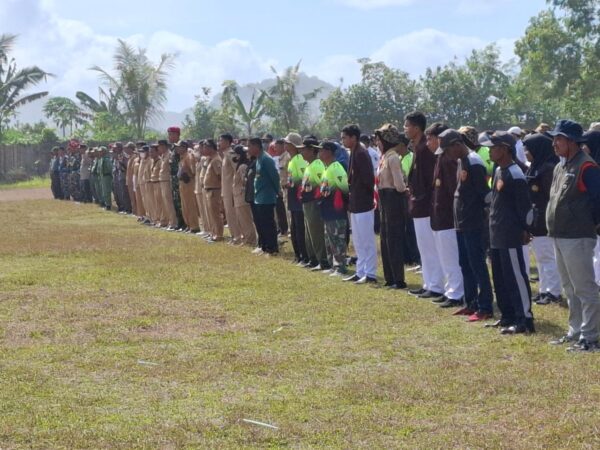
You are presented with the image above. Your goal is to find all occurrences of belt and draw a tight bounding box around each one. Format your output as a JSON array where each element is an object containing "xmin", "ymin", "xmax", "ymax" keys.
[{"xmin": 205, "ymin": 187, "xmax": 220, "ymax": 191}]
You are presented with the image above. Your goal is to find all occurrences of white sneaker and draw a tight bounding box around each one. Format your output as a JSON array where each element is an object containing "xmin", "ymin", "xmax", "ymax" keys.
[
  {"xmin": 310, "ymin": 264, "xmax": 322, "ymax": 271},
  {"xmin": 251, "ymin": 247, "xmax": 263, "ymax": 254}
]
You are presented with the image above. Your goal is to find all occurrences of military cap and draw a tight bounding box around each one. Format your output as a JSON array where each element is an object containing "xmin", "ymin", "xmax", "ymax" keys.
[{"xmin": 167, "ymin": 126, "xmax": 181, "ymax": 133}]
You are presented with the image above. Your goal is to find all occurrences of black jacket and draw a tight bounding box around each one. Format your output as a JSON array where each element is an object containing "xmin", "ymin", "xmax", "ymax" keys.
[{"xmin": 348, "ymin": 144, "xmax": 375, "ymax": 213}]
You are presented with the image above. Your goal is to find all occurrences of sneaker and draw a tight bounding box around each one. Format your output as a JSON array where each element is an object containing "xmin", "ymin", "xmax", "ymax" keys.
[
  {"xmin": 251, "ymin": 247, "xmax": 263, "ymax": 254},
  {"xmin": 545, "ymin": 293, "xmax": 562, "ymax": 304},
  {"xmin": 531, "ymin": 293, "xmax": 542, "ymax": 303},
  {"xmin": 343, "ymin": 274, "xmax": 360, "ymax": 282},
  {"xmin": 296, "ymin": 261, "xmax": 308, "ymax": 267},
  {"xmin": 453, "ymin": 307, "xmax": 475, "ymax": 316},
  {"xmin": 355, "ymin": 276, "xmax": 377, "ymax": 285},
  {"xmin": 431, "ymin": 296, "xmax": 449, "ymax": 304},
  {"xmin": 329, "ymin": 270, "xmax": 344, "ymax": 277},
  {"xmin": 550, "ymin": 334, "xmax": 578, "ymax": 345},
  {"xmin": 438, "ymin": 298, "xmax": 463, "ymax": 308},
  {"xmin": 500, "ymin": 324, "xmax": 530, "ymax": 335},
  {"xmin": 321, "ymin": 268, "xmax": 334, "ymax": 274},
  {"xmin": 407, "ymin": 264, "xmax": 421, "ymax": 272},
  {"xmin": 535, "ymin": 294, "xmax": 551, "ymax": 305},
  {"xmin": 417, "ymin": 290, "xmax": 445, "ymax": 300},
  {"xmin": 567, "ymin": 339, "xmax": 600, "ymax": 352},
  {"xmin": 467, "ymin": 312, "xmax": 493, "ymax": 322},
  {"xmin": 310, "ymin": 264, "xmax": 322, "ymax": 272},
  {"xmin": 485, "ymin": 319, "xmax": 511, "ymax": 328},
  {"xmin": 409, "ymin": 288, "xmax": 426, "ymax": 296}
]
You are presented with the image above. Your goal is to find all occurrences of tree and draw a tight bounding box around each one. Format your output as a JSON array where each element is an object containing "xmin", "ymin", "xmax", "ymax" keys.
[
  {"xmin": 43, "ymin": 96, "xmax": 88, "ymax": 137},
  {"xmin": 90, "ymin": 39, "xmax": 176, "ymax": 138},
  {"xmin": 420, "ymin": 46, "xmax": 514, "ymax": 129},
  {"xmin": 219, "ymin": 81, "xmax": 267, "ymax": 136},
  {"xmin": 182, "ymin": 87, "xmax": 218, "ymax": 139},
  {"xmin": 0, "ymin": 34, "xmax": 51, "ymax": 140}
]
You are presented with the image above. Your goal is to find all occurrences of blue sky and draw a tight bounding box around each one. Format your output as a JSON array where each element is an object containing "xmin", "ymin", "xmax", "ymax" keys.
[{"xmin": 1, "ymin": 0, "xmax": 548, "ymax": 111}]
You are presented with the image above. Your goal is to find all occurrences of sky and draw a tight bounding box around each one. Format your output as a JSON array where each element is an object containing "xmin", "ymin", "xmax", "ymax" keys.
[{"xmin": 1, "ymin": 0, "xmax": 548, "ymax": 112}]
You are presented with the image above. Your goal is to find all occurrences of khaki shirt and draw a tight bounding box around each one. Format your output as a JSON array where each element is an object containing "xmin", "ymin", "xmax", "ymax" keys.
[
  {"xmin": 377, "ymin": 147, "xmax": 406, "ymax": 192},
  {"xmin": 159, "ymin": 152, "xmax": 171, "ymax": 182},
  {"xmin": 204, "ymin": 154, "xmax": 222, "ymax": 190},
  {"xmin": 194, "ymin": 157, "xmax": 204, "ymax": 195},
  {"xmin": 150, "ymin": 157, "xmax": 161, "ymax": 182},
  {"xmin": 221, "ymin": 147, "xmax": 235, "ymax": 195},
  {"xmin": 126, "ymin": 153, "xmax": 136, "ymax": 186},
  {"xmin": 232, "ymin": 163, "xmax": 248, "ymax": 207},
  {"xmin": 179, "ymin": 152, "xmax": 195, "ymax": 188},
  {"xmin": 278, "ymin": 151, "xmax": 291, "ymax": 188},
  {"xmin": 139, "ymin": 157, "xmax": 150, "ymax": 184}
]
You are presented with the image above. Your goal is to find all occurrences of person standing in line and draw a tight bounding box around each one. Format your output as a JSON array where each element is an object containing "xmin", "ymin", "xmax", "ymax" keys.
[
  {"xmin": 139, "ymin": 145, "xmax": 153, "ymax": 224},
  {"xmin": 219, "ymin": 133, "xmax": 242, "ymax": 244},
  {"xmin": 203, "ymin": 139, "xmax": 224, "ymax": 242},
  {"xmin": 248, "ymin": 137, "xmax": 280, "ymax": 255},
  {"xmin": 91, "ymin": 148, "xmax": 102, "ymax": 206},
  {"xmin": 193, "ymin": 143, "xmax": 210, "ymax": 237},
  {"xmin": 273, "ymin": 138, "xmax": 290, "ymax": 237},
  {"xmin": 58, "ymin": 147, "xmax": 70, "ymax": 200},
  {"xmin": 342, "ymin": 124, "xmax": 378, "ymax": 285},
  {"xmin": 176, "ymin": 140, "xmax": 200, "ymax": 233},
  {"xmin": 374, "ymin": 124, "xmax": 408, "ymax": 289},
  {"xmin": 522, "ymin": 133, "xmax": 562, "ymax": 305},
  {"xmin": 79, "ymin": 144, "xmax": 92, "ymax": 203},
  {"xmin": 427, "ymin": 122, "xmax": 465, "ymax": 308},
  {"xmin": 99, "ymin": 146, "xmax": 113, "ymax": 211},
  {"xmin": 547, "ymin": 120, "xmax": 600, "ymax": 352},
  {"xmin": 149, "ymin": 144, "xmax": 163, "ymax": 225},
  {"xmin": 49, "ymin": 147, "xmax": 63, "ymax": 199},
  {"xmin": 132, "ymin": 146, "xmax": 146, "ymax": 220},
  {"xmin": 581, "ymin": 130, "xmax": 600, "ymax": 288},
  {"xmin": 442, "ymin": 129, "xmax": 493, "ymax": 322},
  {"xmin": 404, "ymin": 112, "xmax": 445, "ymax": 299},
  {"xmin": 125, "ymin": 142, "xmax": 137, "ymax": 215},
  {"xmin": 300, "ymin": 137, "xmax": 329, "ymax": 271},
  {"xmin": 68, "ymin": 144, "xmax": 82, "ymax": 202},
  {"xmin": 157, "ymin": 140, "xmax": 178, "ymax": 230},
  {"xmin": 232, "ymin": 145, "xmax": 257, "ymax": 247},
  {"xmin": 482, "ymin": 131, "xmax": 535, "ymax": 335},
  {"xmin": 284, "ymin": 132, "xmax": 309, "ymax": 265}
]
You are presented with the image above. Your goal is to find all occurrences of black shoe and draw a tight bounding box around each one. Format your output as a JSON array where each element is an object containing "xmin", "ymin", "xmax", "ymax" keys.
[
  {"xmin": 417, "ymin": 290, "xmax": 444, "ymax": 300},
  {"xmin": 567, "ymin": 339, "xmax": 600, "ymax": 352},
  {"xmin": 438, "ymin": 298, "xmax": 463, "ymax": 308},
  {"xmin": 532, "ymin": 293, "xmax": 542, "ymax": 303},
  {"xmin": 431, "ymin": 296, "xmax": 449, "ymax": 304},
  {"xmin": 396, "ymin": 281, "xmax": 407, "ymax": 289},
  {"xmin": 409, "ymin": 288, "xmax": 426, "ymax": 296},
  {"xmin": 550, "ymin": 334, "xmax": 578, "ymax": 345},
  {"xmin": 500, "ymin": 324, "xmax": 529, "ymax": 335},
  {"xmin": 343, "ymin": 274, "xmax": 360, "ymax": 282},
  {"xmin": 355, "ymin": 276, "xmax": 377, "ymax": 285}
]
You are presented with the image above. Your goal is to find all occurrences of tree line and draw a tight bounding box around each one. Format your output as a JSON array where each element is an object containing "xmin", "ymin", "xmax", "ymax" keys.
[{"xmin": 0, "ymin": 0, "xmax": 598, "ymax": 145}]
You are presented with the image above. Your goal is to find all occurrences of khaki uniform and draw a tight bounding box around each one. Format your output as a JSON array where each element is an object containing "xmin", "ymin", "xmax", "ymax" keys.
[
  {"xmin": 159, "ymin": 152, "xmax": 178, "ymax": 227},
  {"xmin": 133, "ymin": 156, "xmax": 146, "ymax": 217},
  {"xmin": 195, "ymin": 156, "xmax": 210, "ymax": 233},
  {"xmin": 204, "ymin": 154, "xmax": 223, "ymax": 239},
  {"xmin": 178, "ymin": 151, "xmax": 200, "ymax": 231},
  {"xmin": 233, "ymin": 162, "xmax": 257, "ymax": 246},
  {"xmin": 140, "ymin": 156, "xmax": 153, "ymax": 220},
  {"xmin": 126, "ymin": 153, "xmax": 137, "ymax": 215},
  {"xmin": 150, "ymin": 156, "xmax": 163, "ymax": 224},
  {"xmin": 221, "ymin": 148, "xmax": 241, "ymax": 241},
  {"xmin": 278, "ymin": 151, "xmax": 292, "ymax": 221}
]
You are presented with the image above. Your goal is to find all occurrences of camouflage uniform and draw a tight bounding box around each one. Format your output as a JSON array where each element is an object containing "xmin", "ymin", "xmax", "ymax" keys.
[
  {"xmin": 90, "ymin": 156, "xmax": 101, "ymax": 204},
  {"xmin": 68, "ymin": 152, "xmax": 82, "ymax": 201},
  {"xmin": 59, "ymin": 155, "xmax": 70, "ymax": 200},
  {"xmin": 112, "ymin": 153, "xmax": 124, "ymax": 211},
  {"xmin": 324, "ymin": 219, "xmax": 348, "ymax": 273},
  {"xmin": 170, "ymin": 149, "xmax": 185, "ymax": 228},
  {"xmin": 100, "ymin": 154, "xmax": 113, "ymax": 210},
  {"xmin": 50, "ymin": 155, "xmax": 63, "ymax": 199}
]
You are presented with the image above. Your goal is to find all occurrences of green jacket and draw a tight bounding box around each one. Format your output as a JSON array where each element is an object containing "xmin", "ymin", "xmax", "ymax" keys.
[{"xmin": 254, "ymin": 151, "xmax": 280, "ymax": 205}]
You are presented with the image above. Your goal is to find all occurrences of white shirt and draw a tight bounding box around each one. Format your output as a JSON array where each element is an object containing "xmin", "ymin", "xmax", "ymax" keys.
[{"xmin": 367, "ymin": 146, "xmax": 380, "ymax": 176}]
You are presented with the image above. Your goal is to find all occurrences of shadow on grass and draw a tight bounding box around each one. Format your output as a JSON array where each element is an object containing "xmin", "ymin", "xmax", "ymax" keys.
[{"xmin": 534, "ymin": 318, "xmax": 566, "ymax": 337}]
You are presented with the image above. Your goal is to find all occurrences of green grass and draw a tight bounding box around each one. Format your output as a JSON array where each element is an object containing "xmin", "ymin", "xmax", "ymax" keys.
[
  {"xmin": 0, "ymin": 199, "xmax": 598, "ymax": 449},
  {"xmin": 0, "ymin": 176, "xmax": 50, "ymax": 190}
]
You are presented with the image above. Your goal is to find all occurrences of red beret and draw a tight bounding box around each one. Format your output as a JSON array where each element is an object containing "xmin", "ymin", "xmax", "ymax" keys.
[{"xmin": 167, "ymin": 126, "xmax": 181, "ymax": 133}]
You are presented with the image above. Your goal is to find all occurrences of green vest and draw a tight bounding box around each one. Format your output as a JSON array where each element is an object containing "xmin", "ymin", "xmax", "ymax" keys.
[
  {"xmin": 302, "ymin": 159, "xmax": 325, "ymax": 190},
  {"xmin": 400, "ymin": 152, "xmax": 413, "ymax": 179},
  {"xmin": 288, "ymin": 154, "xmax": 308, "ymax": 185},
  {"xmin": 321, "ymin": 161, "xmax": 349, "ymax": 195},
  {"xmin": 546, "ymin": 150, "xmax": 597, "ymax": 239}
]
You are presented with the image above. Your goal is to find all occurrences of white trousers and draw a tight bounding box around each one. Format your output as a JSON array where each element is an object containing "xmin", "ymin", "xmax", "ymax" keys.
[
  {"xmin": 594, "ymin": 237, "xmax": 600, "ymax": 287},
  {"xmin": 350, "ymin": 210, "xmax": 377, "ymax": 279},
  {"xmin": 530, "ymin": 236, "xmax": 561, "ymax": 296},
  {"xmin": 432, "ymin": 228, "xmax": 464, "ymax": 300},
  {"xmin": 413, "ymin": 217, "xmax": 444, "ymax": 293}
]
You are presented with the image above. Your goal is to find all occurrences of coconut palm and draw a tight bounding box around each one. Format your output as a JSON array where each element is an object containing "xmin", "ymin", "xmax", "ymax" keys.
[
  {"xmin": 43, "ymin": 96, "xmax": 89, "ymax": 137},
  {"xmin": 0, "ymin": 33, "xmax": 52, "ymax": 139}
]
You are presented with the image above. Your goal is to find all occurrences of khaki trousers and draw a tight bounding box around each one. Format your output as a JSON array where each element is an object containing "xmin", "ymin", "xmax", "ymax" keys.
[
  {"xmin": 127, "ymin": 183, "xmax": 136, "ymax": 216},
  {"xmin": 160, "ymin": 181, "xmax": 177, "ymax": 227},
  {"xmin": 142, "ymin": 182, "xmax": 154, "ymax": 221},
  {"xmin": 222, "ymin": 191, "xmax": 241, "ymax": 241},
  {"xmin": 135, "ymin": 184, "xmax": 145, "ymax": 217},
  {"xmin": 152, "ymin": 182, "xmax": 164, "ymax": 224},
  {"xmin": 196, "ymin": 191, "xmax": 209, "ymax": 232},
  {"xmin": 205, "ymin": 189, "xmax": 223, "ymax": 239},
  {"xmin": 236, "ymin": 203, "xmax": 257, "ymax": 246},
  {"xmin": 180, "ymin": 183, "xmax": 199, "ymax": 230}
]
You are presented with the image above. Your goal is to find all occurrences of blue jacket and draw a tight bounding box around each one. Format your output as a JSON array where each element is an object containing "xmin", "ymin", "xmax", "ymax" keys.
[{"xmin": 254, "ymin": 151, "xmax": 280, "ymax": 205}]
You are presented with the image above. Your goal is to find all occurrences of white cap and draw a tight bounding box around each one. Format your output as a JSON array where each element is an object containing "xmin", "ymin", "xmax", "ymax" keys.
[{"xmin": 508, "ymin": 126, "xmax": 523, "ymax": 136}]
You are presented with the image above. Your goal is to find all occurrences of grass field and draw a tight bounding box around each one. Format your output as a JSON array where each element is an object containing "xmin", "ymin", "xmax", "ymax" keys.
[
  {"xmin": 0, "ymin": 198, "xmax": 598, "ymax": 449},
  {"xmin": 0, "ymin": 176, "xmax": 50, "ymax": 190}
]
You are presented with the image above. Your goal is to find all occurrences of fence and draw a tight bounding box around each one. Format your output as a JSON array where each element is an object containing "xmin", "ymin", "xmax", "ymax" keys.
[{"xmin": 0, "ymin": 144, "xmax": 51, "ymax": 180}]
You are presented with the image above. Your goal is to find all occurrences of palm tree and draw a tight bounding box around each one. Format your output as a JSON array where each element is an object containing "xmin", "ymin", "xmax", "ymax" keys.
[
  {"xmin": 0, "ymin": 34, "xmax": 52, "ymax": 139},
  {"xmin": 90, "ymin": 39, "xmax": 176, "ymax": 138},
  {"xmin": 43, "ymin": 96, "xmax": 89, "ymax": 137}
]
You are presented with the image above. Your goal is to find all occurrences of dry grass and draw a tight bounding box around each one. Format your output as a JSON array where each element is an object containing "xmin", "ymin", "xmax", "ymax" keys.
[{"xmin": 0, "ymin": 199, "xmax": 598, "ymax": 449}]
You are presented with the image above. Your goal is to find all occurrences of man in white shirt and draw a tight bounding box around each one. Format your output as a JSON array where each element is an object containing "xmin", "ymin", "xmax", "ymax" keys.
[{"xmin": 508, "ymin": 126, "xmax": 527, "ymax": 165}]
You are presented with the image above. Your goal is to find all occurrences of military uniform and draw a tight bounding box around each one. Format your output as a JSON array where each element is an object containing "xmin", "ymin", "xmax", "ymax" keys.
[
  {"xmin": 68, "ymin": 151, "xmax": 82, "ymax": 201},
  {"xmin": 99, "ymin": 152, "xmax": 113, "ymax": 209},
  {"xmin": 178, "ymin": 150, "xmax": 200, "ymax": 231},
  {"xmin": 170, "ymin": 151, "xmax": 185, "ymax": 228},
  {"xmin": 90, "ymin": 153, "xmax": 101, "ymax": 205},
  {"xmin": 233, "ymin": 162, "xmax": 257, "ymax": 246},
  {"xmin": 50, "ymin": 154, "xmax": 63, "ymax": 199},
  {"xmin": 159, "ymin": 151, "xmax": 178, "ymax": 228},
  {"xmin": 221, "ymin": 148, "xmax": 242, "ymax": 242},
  {"xmin": 204, "ymin": 153, "xmax": 223, "ymax": 239},
  {"xmin": 59, "ymin": 155, "xmax": 70, "ymax": 200}
]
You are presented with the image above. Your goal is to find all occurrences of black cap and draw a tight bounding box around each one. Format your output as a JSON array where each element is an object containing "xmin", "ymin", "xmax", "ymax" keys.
[
  {"xmin": 439, "ymin": 129, "xmax": 464, "ymax": 149},
  {"xmin": 479, "ymin": 131, "xmax": 516, "ymax": 152},
  {"xmin": 302, "ymin": 136, "xmax": 321, "ymax": 149},
  {"xmin": 548, "ymin": 119, "xmax": 586, "ymax": 143},
  {"xmin": 320, "ymin": 141, "xmax": 337, "ymax": 152},
  {"xmin": 157, "ymin": 139, "xmax": 169, "ymax": 146},
  {"xmin": 140, "ymin": 145, "xmax": 149, "ymax": 152}
]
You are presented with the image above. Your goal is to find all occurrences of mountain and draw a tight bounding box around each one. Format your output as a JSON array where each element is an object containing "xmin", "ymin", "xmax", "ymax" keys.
[{"xmin": 11, "ymin": 72, "xmax": 336, "ymax": 131}]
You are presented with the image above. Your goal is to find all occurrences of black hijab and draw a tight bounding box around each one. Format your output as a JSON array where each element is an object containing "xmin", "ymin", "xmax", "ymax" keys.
[
  {"xmin": 583, "ymin": 131, "xmax": 600, "ymax": 164},
  {"xmin": 523, "ymin": 133, "xmax": 558, "ymax": 178}
]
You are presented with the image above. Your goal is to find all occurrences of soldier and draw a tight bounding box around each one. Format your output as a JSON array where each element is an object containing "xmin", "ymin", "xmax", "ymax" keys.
[
  {"xmin": 58, "ymin": 147, "xmax": 70, "ymax": 200},
  {"xmin": 157, "ymin": 140, "xmax": 178, "ymax": 230},
  {"xmin": 99, "ymin": 146, "xmax": 113, "ymax": 210},
  {"xmin": 79, "ymin": 144, "xmax": 92, "ymax": 203},
  {"xmin": 176, "ymin": 140, "xmax": 200, "ymax": 233},
  {"xmin": 232, "ymin": 145, "xmax": 257, "ymax": 246},
  {"xmin": 125, "ymin": 142, "xmax": 137, "ymax": 215},
  {"xmin": 90, "ymin": 148, "xmax": 102, "ymax": 205},
  {"xmin": 149, "ymin": 144, "xmax": 164, "ymax": 226},
  {"xmin": 167, "ymin": 126, "xmax": 185, "ymax": 229},
  {"xmin": 203, "ymin": 139, "xmax": 224, "ymax": 242},
  {"xmin": 193, "ymin": 143, "xmax": 210, "ymax": 236},
  {"xmin": 49, "ymin": 147, "xmax": 63, "ymax": 199},
  {"xmin": 68, "ymin": 144, "xmax": 82, "ymax": 201},
  {"xmin": 219, "ymin": 133, "xmax": 242, "ymax": 243}
]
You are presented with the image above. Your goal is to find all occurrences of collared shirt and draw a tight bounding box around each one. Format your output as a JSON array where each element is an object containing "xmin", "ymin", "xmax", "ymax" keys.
[{"xmin": 377, "ymin": 147, "xmax": 406, "ymax": 192}]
